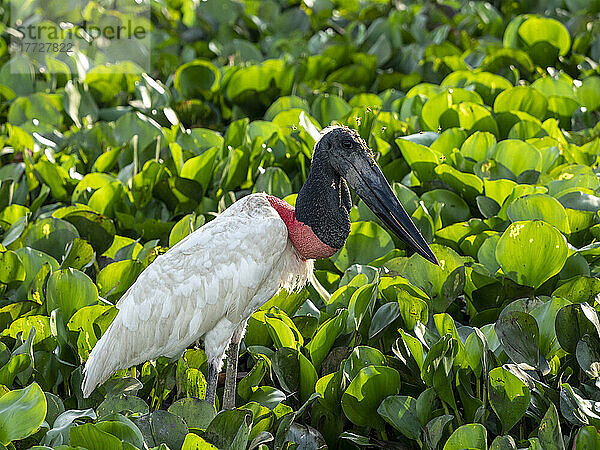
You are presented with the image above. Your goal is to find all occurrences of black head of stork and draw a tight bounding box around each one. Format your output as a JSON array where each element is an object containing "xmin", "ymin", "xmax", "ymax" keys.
[{"xmin": 295, "ymin": 126, "xmax": 438, "ymax": 265}]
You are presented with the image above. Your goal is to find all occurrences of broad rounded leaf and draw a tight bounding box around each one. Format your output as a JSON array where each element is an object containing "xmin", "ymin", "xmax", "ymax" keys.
[
  {"xmin": 342, "ymin": 346, "xmax": 386, "ymax": 382},
  {"xmin": 443, "ymin": 423, "xmax": 487, "ymax": 450},
  {"xmin": 493, "ymin": 140, "xmax": 542, "ymax": 176},
  {"xmin": 574, "ymin": 426, "xmax": 600, "ymax": 449},
  {"xmin": 496, "ymin": 221, "xmax": 568, "ymax": 288},
  {"xmin": 332, "ymin": 222, "xmax": 394, "ymax": 272},
  {"xmin": 507, "ymin": 194, "xmax": 570, "ymax": 234},
  {"xmin": 341, "ymin": 365, "xmax": 401, "ymax": 430},
  {"xmin": 494, "ymin": 86, "xmax": 548, "ymax": 119},
  {"xmin": 24, "ymin": 218, "xmax": 79, "ymax": 261},
  {"xmin": 555, "ymin": 303, "xmax": 600, "ymax": 354},
  {"xmin": 421, "ymin": 189, "xmax": 470, "ymax": 227},
  {"xmin": 174, "ymin": 60, "xmax": 221, "ymax": 98},
  {"xmin": 59, "ymin": 210, "xmax": 116, "ymax": 255},
  {"xmin": 495, "ymin": 311, "xmax": 539, "ymax": 369},
  {"xmin": 69, "ymin": 423, "xmax": 122, "ymax": 450},
  {"xmin": 0, "ymin": 382, "xmax": 47, "ymax": 445},
  {"xmin": 518, "ymin": 17, "xmax": 571, "ymax": 56},
  {"xmin": 203, "ymin": 409, "xmax": 251, "ymax": 450},
  {"xmin": 47, "ymin": 268, "xmax": 98, "ymax": 324},
  {"xmin": 488, "ymin": 367, "xmax": 531, "ymax": 433},
  {"xmin": 377, "ymin": 395, "xmax": 421, "ymax": 441},
  {"xmin": 168, "ymin": 398, "xmax": 216, "ymax": 430}
]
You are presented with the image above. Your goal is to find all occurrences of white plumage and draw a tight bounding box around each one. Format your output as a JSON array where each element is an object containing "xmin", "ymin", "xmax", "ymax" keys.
[{"xmin": 82, "ymin": 193, "xmax": 312, "ymax": 398}]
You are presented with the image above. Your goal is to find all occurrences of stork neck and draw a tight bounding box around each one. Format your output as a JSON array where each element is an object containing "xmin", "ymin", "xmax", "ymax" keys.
[
  {"xmin": 294, "ymin": 155, "xmax": 351, "ymax": 250},
  {"xmin": 267, "ymin": 196, "xmax": 337, "ymax": 260}
]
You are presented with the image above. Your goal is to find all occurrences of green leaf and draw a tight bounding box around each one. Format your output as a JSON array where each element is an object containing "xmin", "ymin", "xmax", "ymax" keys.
[
  {"xmin": 507, "ymin": 194, "xmax": 570, "ymax": 234},
  {"xmin": 174, "ymin": 60, "xmax": 221, "ymax": 98},
  {"xmin": 96, "ymin": 260, "xmax": 144, "ymax": 302},
  {"xmin": 518, "ymin": 17, "xmax": 571, "ymax": 56},
  {"xmin": 63, "ymin": 80, "xmax": 99, "ymax": 128},
  {"xmin": 0, "ymin": 382, "xmax": 47, "ymax": 445},
  {"xmin": 252, "ymin": 167, "xmax": 292, "ymax": 198},
  {"xmin": 113, "ymin": 112, "xmax": 163, "ymax": 151},
  {"xmin": 530, "ymin": 297, "xmax": 571, "ymax": 359},
  {"xmin": 424, "ymin": 414, "xmax": 454, "ymax": 450},
  {"xmin": 69, "ymin": 423, "xmax": 122, "ymax": 450},
  {"xmin": 368, "ymin": 302, "xmax": 401, "ymax": 339},
  {"xmin": 341, "ymin": 366, "xmax": 401, "ymax": 430},
  {"xmin": 555, "ymin": 303, "xmax": 600, "ymax": 354},
  {"xmin": 495, "ymin": 221, "xmax": 568, "ymax": 289},
  {"xmin": 272, "ymin": 347, "xmax": 317, "ymax": 403},
  {"xmin": 0, "ymin": 248, "xmax": 26, "ymax": 284},
  {"xmin": 332, "ymin": 221, "xmax": 394, "ymax": 272},
  {"xmin": 488, "ymin": 367, "xmax": 531, "ymax": 432},
  {"xmin": 495, "ymin": 311, "xmax": 539, "ymax": 369},
  {"xmin": 265, "ymin": 96, "xmax": 310, "ymax": 121},
  {"xmin": 435, "ymin": 164, "xmax": 483, "ymax": 203},
  {"xmin": 135, "ymin": 410, "xmax": 188, "ymax": 450},
  {"xmin": 385, "ymin": 245, "xmax": 466, "ymax": 310},
  {"xmin": 576, "ymin": 76, "xmax": 600, "ymax": 111},
  {"xmin": 460, "ymin": 131, "xmax": 496, "ymax": 161},
  {"xmin": 493, "ymin": 86, "xmax": 548, "ymax": 119},
  {"xmin": 307, "ymin": 309, "xmax": 348, "ymax": 370},
  {"xmin": 168, "ymin": 398, "xmax": 216, "ymax": 430},
  {"xmin": 421, "ymin": 189, "xmax": 470, "ymax": 227},
  {"xmin": 96, "ymin": 413, "xmax": 145, "ymax": 449},
  {"xmin": 182, "ymin": 433, "xmax": 219, "ymax": 449},
  {"xmin": 464, "ymin": 328, "xmax": 487, "ymax": 379},
  {"xmin": 43, "ymin": 407, "xmax": 97, "ymax": 446},
  {"xmin": 24, "ymin": 218, "xmax": 79, "ymax": 262},
  {"xmin": 180, "ymin": 147, "xmax": 219, "ymax": 195},
  {"xmin": 47, "ymin": 268, "xmax": 98, "ymax": 325},
  {"xmin": 58, "ymin": 210, "xmax": 116, "ymax": 256},
  {"xmin": 443, "ymin": 423, "xmax": 487, "ymax": 450},
  {"xmin": 0, "ymin": 353, "xmax": 31, "ymax": 387},
  {"xmin": 396, "ymin": 138, "xmax": 440, "ymax": 182},
  {"xmin": 311, "ymin": 95, "xmax": 351, "ymax": 126},
  {"xmin": 538, "ymin": 403, "xmax": 565, "ymax": 450},
  {"xmin": 265, "ymin": 308, "xmax": 303, "ymax": 349},
  {"xmin": 490, "ymin": 435, "xmax": 517, "ymax": 450},
  {"xmin": 434, "ymin": 313, "xmax": 466, "ymax": 364},
  {"xmin": 98, "ymin": 395, "xmax": 149, "ymax": 418},
  {"xmin": 67, "ymin": 305, "xmax": 117, "ymax": 361},
  {"xmin": 377, "ymin": 395, "xmax": 421, "ymax": 441},
  {"xmin": 493, "ymin": 140, "xmax": 542, "ymax": 176},
  {"xmin": 559, "ymin": 383, "xmax": 600, "ymax": 428},
  {"xmin": 576, "ymin": 334, "xmax": 600, "ymax": 378},
  {"xmin": 574, "ymin": 426, "xmax": 600, "ymax": 449},
  {"xmin": 3, "ymin": 315, "xmax": 54, "ymax": 349},
  {"xmin": 238, "ymin": 357, "xmax": 268, "ymax": 401},
  {"xmin": 203, "ymin": 409, "xmax": 252, "ymax": 450},
  {"xmin": 421, "ymin": 335, "xmax": 458, "ymax": 411},
  {"xmin": 421, "ymin": 89, "xmax": 483, "ymax": 131},
  {"xmin": 60, "ymin": 238, "xmax": 95, "ymax": 271},
  {"xmin": 342, "ymin": 346, "xmax": 386, "ymax": 382}
]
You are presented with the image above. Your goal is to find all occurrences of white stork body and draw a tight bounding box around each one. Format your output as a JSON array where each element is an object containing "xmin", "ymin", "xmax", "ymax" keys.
[
  {"xmin": 82, "ymin": 193, "xmax": 312, "ymax": 398},
  {"xmin": 83, "ymin": 127, "xmax": 437, "ymax": 406}
]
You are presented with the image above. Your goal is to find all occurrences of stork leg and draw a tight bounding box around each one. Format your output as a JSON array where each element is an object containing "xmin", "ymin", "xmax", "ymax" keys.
[
  {"xmin": 223, "ymin": 321, "xmax": 247, "ymax": 410},
  {"xmin": 205, "ymin": 360, "xmax": 218, "ymax": 407}
]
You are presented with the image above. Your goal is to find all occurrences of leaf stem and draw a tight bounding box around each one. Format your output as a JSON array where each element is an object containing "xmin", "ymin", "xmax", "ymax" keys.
[
  {"xmin": 155, "ymin": 135, "xmax": 161, "ymax": 162},
  {"xmin": 310, "ymin": 271, "xmax": 331, "ymax": 303}
]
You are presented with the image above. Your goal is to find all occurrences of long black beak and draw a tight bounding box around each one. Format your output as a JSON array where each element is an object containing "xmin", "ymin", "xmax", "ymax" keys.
[{"xmin": 344, "ymin": 157, "xmax": 438, "ymax": 265}]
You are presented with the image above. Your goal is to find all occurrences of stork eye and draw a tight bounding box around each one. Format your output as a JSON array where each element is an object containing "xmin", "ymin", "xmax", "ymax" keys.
[{"xmin": 341, "ymin": 140, "xmax": 353, "ymax": 149}]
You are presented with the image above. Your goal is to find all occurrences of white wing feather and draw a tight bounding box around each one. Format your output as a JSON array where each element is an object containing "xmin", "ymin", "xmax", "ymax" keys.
[{"xmin": 82, "ymin": 194, "xmax": 310, "ymax": 397}]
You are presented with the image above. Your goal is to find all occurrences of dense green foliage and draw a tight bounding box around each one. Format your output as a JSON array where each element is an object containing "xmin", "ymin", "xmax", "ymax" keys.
[{"xmin": 0, "ymin": 0, "xmax": 600, "ymax": 448}]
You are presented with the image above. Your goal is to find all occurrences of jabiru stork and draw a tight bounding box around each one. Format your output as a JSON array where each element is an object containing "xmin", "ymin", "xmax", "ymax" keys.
[{"xmin": 82, "ymin": 126, "xmax": 438, "ymax": 408}]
